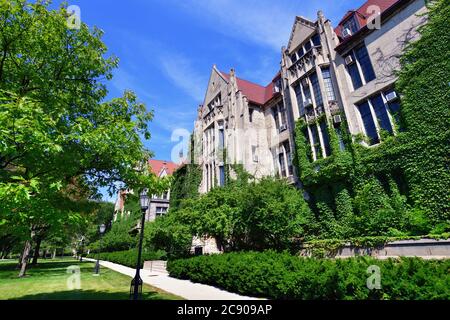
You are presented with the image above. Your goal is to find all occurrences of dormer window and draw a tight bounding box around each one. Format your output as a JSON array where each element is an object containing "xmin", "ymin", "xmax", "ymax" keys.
[{"xmin": 343, "ymin": 15, "xmax": 359, "ymax": 35}]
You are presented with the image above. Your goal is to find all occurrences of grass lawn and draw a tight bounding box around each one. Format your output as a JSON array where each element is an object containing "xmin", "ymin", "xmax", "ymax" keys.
[{"xmin": 0, "ymin": 258, "xmax": 182, "ymax": 300}]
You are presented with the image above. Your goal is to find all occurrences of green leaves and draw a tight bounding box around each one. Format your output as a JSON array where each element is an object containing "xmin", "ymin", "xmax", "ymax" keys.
[
  {"xmin": 168, "ymin": 252, "xmax": 450, "ymax": 300},
  {"xmin": 164, "ymin": 177, "xmax": 314, "ymax": 252},
  {"xmin": 0, "ymin": 1, "xmax": 164, "ymax": 261}
]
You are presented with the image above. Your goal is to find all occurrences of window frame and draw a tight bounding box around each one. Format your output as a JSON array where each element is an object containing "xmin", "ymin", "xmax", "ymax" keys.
[
  {"xmin": 356, "ymin": 91, "xmax": 399, "ymax": 146},
  {"xmin": 345, "ymin": 44, "xmax": 376, "ymax": 91}
]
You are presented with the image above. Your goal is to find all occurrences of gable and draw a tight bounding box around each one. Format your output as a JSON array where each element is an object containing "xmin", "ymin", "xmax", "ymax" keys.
[
  {"xmin": 203, "ymin": 66, "xmax": 228, "ymax": 116},
  {"xmin": 287, "ymin": 16, "xmax": 317, "ymax": 54}
]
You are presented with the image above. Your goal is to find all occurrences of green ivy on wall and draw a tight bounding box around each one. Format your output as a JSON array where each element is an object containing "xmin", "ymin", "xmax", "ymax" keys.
[{"xmin": 293, "ymin": 0, "xmax": 449, "ymax": 239}]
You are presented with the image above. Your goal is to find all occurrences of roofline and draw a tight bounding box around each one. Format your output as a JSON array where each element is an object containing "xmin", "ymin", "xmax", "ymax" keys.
[{"xmin": 335, "ymin": 0, "xmax": 414, "ymax": 53}]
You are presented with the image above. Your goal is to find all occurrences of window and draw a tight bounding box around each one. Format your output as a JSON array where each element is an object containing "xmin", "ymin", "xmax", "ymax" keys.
[
  {"xmin": 321, "ymin": 67, "xmax": 336, "ymax": 102},
  {"xmin": 291, "ymin": 53, "xmax": 298, "ymax": 64},
  {"xmin": 297, "ymin": 47, "xmax": 304, "ymax": 58},
  {"xmin": 304, "ymin": 40, "xmax": 312, "ymax": 52},
  {"xmin": 278, "ymin": 152, "xmax": 286, "ymax": 177},
  {"xmin": 294, "ymin": 83, "xmax": 304, "ymax": 116},
  {"xmin": 156, "ymin": 207, "xmax": 168, "ymax": 217},
  {"xmin": 252, "ymin": 145, "xmax": 258, "ymax": 163},
  {"xmin": 205, "ymin": 165, "xmax": 209, "ymax": 191},
  {"xmin": 272, "ymin": 106, "xmax": 280, "ymax": 130},
  {"xmin": 208, "ymin": 93, "xmax": 222, "ymax": 111},
  {"xmin": 249, "ymin": 108, "xmax": 254, "ymax": 123},
  {"xmin": 273, "ymin": 102, "xmax": 287, "ymax": 131},
  {"xmin": 218, "ymin": 126, "xmax": 224, "ymax": 149},
  {"xmin": 385, "ymin": 89, "xmax": 401, "ymax": 128},
  {"xmin": 335, "ymin": 127, "xmax": 346, "ymax": 151},
  {"xmin": 219, "ymin": 166, "xmax": 225, "ymax": 186},
  {"xmin": 161, "ymin": 192, "xmax": 168, "ymax": 200},
  {"xmin": 343, "ymin": 15, "xmax": 359, "ymax": 34},
  {"xmin": 310, "ymin": 124, "xmax": 321, "ymax": 159},
  {"xmin": 355, "ymin": 45, "xmax": 376, "ymax": 83},
  {"xmin": 346, "ymin": 52, "xmax": 363, "ymax": 90},
  {"xmin": 279, "ymin": 103, "xmax": 287, "ymax": 127},
  {"xmin": 370, "ymin": 94, "xmax": 393, "ymax": 134},
  {"xmin": 357, "ymin": 101, "xmax": 379, "ymax": 145},
  {"xmin": 303, "ymin": 80, "xmax": 312, "ymax": 101},
  {"xmin": 310, "ymin": 72, "xmax": 323, "ymax": 107},
  {"xmin": 311, "ymin": 33, "xmax": 321, "ymax": 46},
  {"xmin": 283, "ymin": 141, "xmax": 293, "ymax": 176},
  {"xmin": 319, "ymin": 120, "xmax": 331, "ymax": 157}
]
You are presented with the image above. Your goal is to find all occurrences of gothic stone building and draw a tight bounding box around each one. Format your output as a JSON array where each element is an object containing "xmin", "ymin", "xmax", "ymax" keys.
[
  {"xmin": 192, "ymin": 0, "xmax": 427, "ymax": 253},
  {"xmin": 113, "ymin": 159, "xmax": 178, "ymax": 222}
]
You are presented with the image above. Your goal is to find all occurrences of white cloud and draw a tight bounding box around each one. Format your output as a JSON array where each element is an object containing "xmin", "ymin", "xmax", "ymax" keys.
[
  {"xmin": 153, "ymin": 107, "xmax": 198, "ymax": 132},
  {"xmin": 163, "ymin": 0, "xmax": 317, "ymax": 51},
  {"xmin": 110, "ymin": 66, "xmax": 158, "ymax": 102},
  {"xmin": 158, "ymin": 53, "xmax": 208, "ymax": 102}
]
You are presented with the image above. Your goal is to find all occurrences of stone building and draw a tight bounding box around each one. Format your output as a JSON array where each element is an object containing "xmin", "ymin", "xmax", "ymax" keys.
[
  {"xmin": 193, "ymin": 0, "xmax": 426, "ymax": 195},
  {"xmin": 113, "ymin": 159, "xmax": 178, "ymax": 222},
  {"xmin": 145, "ymin": 160, "xmax": 178, "ymax": 222}
]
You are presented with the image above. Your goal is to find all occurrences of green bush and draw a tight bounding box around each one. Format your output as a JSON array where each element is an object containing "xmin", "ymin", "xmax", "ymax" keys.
[
  {"xmin": 88, "ymin": 249, "xmax": 167, "ymax": 268},
  {"xmin": 168, "ymin": 251, "xmax": 450, "ymax": 300},
  {"xmin": 144, "ymin": 214, "xmax": 193, "ymax": 259}
]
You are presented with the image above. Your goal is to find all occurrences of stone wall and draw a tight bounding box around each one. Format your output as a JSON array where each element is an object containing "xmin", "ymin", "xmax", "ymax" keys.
[{"xmin": 300, "ymin": 238, "xmax": 450, "ymax": 259}]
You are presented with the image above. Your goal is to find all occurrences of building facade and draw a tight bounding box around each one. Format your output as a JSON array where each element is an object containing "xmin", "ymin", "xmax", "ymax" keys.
[
  {"xmin": 193, "ymin": 0, "xmax": 426, "ymax": 196},
  {"xmin": 113, "ymin": 159, "xmax": 178, "ymax": 222}
]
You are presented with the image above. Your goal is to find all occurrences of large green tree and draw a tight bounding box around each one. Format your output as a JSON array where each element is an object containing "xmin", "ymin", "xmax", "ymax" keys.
[
  {"xmin": 160, "ymin": 177, "xmax": 314, "ymax": 253},
  {"xmin": 0, "ymin": 1, "xmax": 168, "ymax": 276}
]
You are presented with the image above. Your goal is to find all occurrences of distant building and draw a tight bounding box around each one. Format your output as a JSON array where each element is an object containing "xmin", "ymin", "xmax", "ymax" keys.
[
  {"xmin": 146, "ymin": 159, "xmax": 178, "ymax": 221},
  {"xmin": 113, "ymin": 159, "xmax": 178, "ymax": 222}
]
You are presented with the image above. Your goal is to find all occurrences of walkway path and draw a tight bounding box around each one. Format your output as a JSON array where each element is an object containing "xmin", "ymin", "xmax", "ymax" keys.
[{"xmin": 84, "ymin": 258, "xmax": 261, "ymax": 300}]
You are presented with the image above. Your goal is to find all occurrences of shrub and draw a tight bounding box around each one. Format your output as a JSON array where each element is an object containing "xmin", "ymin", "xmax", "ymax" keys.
[
  {"xmin": 168, "ymin": 251, "xmax": 450, "ymax": 300},
  {"xmin": 144, "ymin": 214, "xmax": 192, "ymax": 259},
  {"xmin": 88, "ymin": 249, "xmax": 166, "ymax": 268}
]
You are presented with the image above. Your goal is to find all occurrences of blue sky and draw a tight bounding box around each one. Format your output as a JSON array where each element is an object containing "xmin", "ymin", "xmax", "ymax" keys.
[{"xmin": 53, "ymin": 0, "xmax": 364, "ymax": 200}]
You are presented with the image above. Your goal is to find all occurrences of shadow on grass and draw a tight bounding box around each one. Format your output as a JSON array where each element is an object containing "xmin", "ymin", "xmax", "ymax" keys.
[
  {"xmin": 0, "ymin": 260, "xmax": 93, "ymax": 279},
  {"xmin": 14, "ymin": 290, "xmax": 165, "ymax": 300}
]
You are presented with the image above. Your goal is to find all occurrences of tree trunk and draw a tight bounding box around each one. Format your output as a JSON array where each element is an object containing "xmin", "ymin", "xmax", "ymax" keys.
[
  {"xmin": 31, "ymin": 238, "xmax": 42, "ymax": 265},
  {"xmin": 52, "ymin": 249, "xmax": 56, "ymax": 259},
  {"xmin": 18, "ymin": 240, "xmax": 32, "ymax": 277}
]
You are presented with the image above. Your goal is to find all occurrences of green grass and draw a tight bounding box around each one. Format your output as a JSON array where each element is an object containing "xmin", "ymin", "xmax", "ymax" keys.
[{"xmin": 0, "ymin": 258, "xmax": 182, "ymax": 300}]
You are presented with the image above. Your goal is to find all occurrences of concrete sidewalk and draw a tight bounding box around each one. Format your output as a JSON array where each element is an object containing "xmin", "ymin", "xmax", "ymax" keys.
[{"xmin": 84, "ymin": 258, "xmax": 261, "ymax": 300}]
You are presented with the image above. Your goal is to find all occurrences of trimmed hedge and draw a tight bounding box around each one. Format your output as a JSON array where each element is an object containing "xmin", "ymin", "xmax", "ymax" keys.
[
  {"xmin": 167, "ymin": 251, "xmax": 450, "ymax": 300},
  {"xmin": 88, "ymin": 249, "xmax": 166, "ymax": 268}
]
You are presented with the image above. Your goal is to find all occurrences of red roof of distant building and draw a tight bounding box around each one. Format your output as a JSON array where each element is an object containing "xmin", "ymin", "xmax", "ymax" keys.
[
  {"xmin": 335, "ymin": 0, "xmax": 400, "ymax": 40},
  {"xmin": 148, "ymin": 159, "xmax": 178, "ymax": 176},
  {"xmin": 221, "ymin": 71, "xmax": 281, "ymax": 106}
]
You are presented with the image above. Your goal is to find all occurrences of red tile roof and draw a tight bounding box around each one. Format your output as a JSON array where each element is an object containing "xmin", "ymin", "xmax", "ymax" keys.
[
  {"xmin": 221, "ymin": 71, "xmax": 281, "ymax": 106},
  {"xmin": 335, "ymin": 0, "xmax": 400, "ymax": 39},
  {"xmin": 148, "ymin": 159, "xmax": 178, "ymax": 177}
]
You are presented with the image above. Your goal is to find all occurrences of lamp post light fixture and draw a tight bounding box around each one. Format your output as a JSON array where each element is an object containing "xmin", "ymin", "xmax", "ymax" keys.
[
  {"xmin": 130, "ymin": 189, "xmax": 150, "ymax": 300},
  {"xmin": 94, "ymin": 224, "xmax": 106, "ymax": 276}
]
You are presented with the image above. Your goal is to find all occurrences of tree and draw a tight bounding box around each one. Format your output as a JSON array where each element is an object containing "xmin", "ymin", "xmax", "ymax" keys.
[
  {"xmin": 161, "ymin": 177, "xmax": 314, "ymax": 252},
  {"xmin": 0, "ymin": 1, "xmax": 168, "ymax": 276}
]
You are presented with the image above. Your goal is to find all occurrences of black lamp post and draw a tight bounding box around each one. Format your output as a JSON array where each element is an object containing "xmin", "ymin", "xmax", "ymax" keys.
[
  {"xmin": 130, "ymin": 189, "xmax": 149, "ymax": 300},
  {"xmin": 94, "ymin": 224, "xmax": 106, "ymax": 275},
  {"xmin": 79, "ymin": 236, "xmax": 85, "ymax": 262}
]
